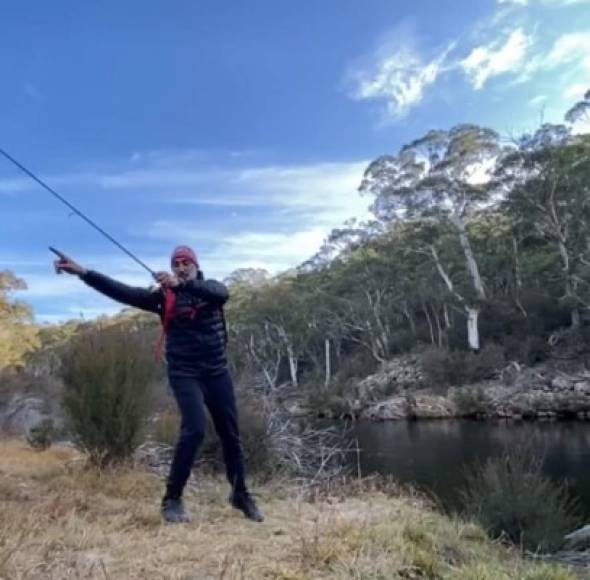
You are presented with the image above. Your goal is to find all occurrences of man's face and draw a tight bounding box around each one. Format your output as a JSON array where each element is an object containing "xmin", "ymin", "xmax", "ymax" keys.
[{"xmin": 172, "ymin": 258, "xmax": 198, "ymax": 281}]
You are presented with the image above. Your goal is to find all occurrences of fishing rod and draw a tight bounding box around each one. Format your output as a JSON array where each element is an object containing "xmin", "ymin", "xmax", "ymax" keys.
[{"xmin": 0, "ymin": 147, "xmax": 157, "ymax": 279}]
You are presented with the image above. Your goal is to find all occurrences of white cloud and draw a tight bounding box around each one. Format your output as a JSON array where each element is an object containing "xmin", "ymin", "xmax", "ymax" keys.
[
  {"xmin": 529, "ymin": 94, "xmax": 548, "ymax": 105},
  {"xmin": 146, "ymin": 161, "xmax": 373, "ymax": 275},
  {"xmin": 144, "ymin": 160, "xmax": 371, "ymax": 226},
  {"xmin": 12, "ymin": 271, "xmax": 150, "ymax": 299},
  {"xmin": 546, "ymin": 32, "xmax": 590, "ymax": 67},
  {"xmin": 233, "ymin": 161, "xmax": 370, "ymax": 223},
  {"xmin": 461, "ymin": 28, "xmax": 532, "ymax": 89},
  {"xmin": 209, "ymin": 229, "xmax": 328, "ymax": 275},
  {"xmin": 498, "ymin": 0, "xmax": 590, "ymax": 5},
  {"xmin": 348, "ymin": 35, "xmax": 453, "ymax": 119},
  {"xmin": 7, "ymin": 154, "xmax": 373, "ymax": 319},
  {"xmin": 0, "ymin": 177, "xmax": 31, "ymax": 194},
  {"xmin": 564, "ymin": 83, "xmax": 589, "ymax": 100},
  {"xmin": 517, "ymin": 30, "xmax": 590, "ymax": 85}
]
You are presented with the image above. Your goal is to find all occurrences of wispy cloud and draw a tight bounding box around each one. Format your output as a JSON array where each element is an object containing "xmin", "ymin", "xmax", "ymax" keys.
[
  {"xmin": 144, "ymin": 160, "xmax": 372, "ymax": 274},
  {"xmin": 498, "ymin": 0, "xmax": 590, "ymax": 5},
  {"xmin": 461, "ymin": 28, "xmax": 533, "ymax": 89},
  {"xmin": 564, "ymin": 83, "xmax": 589, "ymax": 100},
  {"xmin": 6, "ymin": 153, "xmax": 372, "ymax": 320},
  {"xmin": 546, "ymin": 32, "xmax": 590, "ymax": 69},
  {"xmin": 528, "ymin": 94, "xmax": 548, "ymax": 106},
  {"xmin": 347, "ymin": 26, "xmax": 454, "ymax": 120},
  {"xmin": 346, "ymin": 2, "xmax": 588, "ymax": 122},
  {"xmin": 208, "ymin": 228, "xmax": 328, "ymax": 274}
]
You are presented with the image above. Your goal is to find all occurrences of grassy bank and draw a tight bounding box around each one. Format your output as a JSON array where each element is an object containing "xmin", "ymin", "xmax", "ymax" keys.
[{"xmin": 0, "ymin": 440, "xmax": 576, "ymax": 579}]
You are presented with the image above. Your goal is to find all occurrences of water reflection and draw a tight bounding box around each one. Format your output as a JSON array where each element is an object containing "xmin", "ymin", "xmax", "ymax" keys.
[{"xmin": 336, "ymin": 420, "xmax": 590, "ymax": 516}]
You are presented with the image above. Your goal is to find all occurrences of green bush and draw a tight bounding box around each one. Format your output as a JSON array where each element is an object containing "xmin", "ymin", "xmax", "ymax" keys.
[
  {"xmin": 306, "ymin": 381, "xmax": 354, "ymax": 417},
  {"xmin": 26, "ymin": 418, "xmax": 54, "ymax": 451},
  {"xmin": 151, "ymin": 405, "xmax": 179, "ymax": 446},
  {"xmin": 503, "ymin": 335, "xmax": 550, "ymax": 365},
  {"xmin": 197, "ymin": 397, "xmax": 276, "ymax": 479},
  {"xmin": 422, "ymin": 344, "xmax": 505, "ymax": 388},
  {"xmin": 421, "ymin": 347, "xmax": 466, "ymax": 387},
  {"xmin": 463, "ymin": 343, "xmax": 505, "ymax": 381},
  {"xmin": 332, "ymin": 350, "xmax": 378, "ymax": 384},
  {"xmin": 451, "ymin": 387, "xmax": 490, "ymax": 417},
  {"xmin": 460, "ymin": 442, "xmax": 580, "ymax": 552},
  {"xmin": 61, "ymin": 327, "xmax": 157, "ymax": 466}
]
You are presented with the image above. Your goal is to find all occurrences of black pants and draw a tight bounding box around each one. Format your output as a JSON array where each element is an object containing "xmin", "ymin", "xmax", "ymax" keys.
[{"xmin": 165, "ymin": 369, "xmax": 247, "ymax": 500}]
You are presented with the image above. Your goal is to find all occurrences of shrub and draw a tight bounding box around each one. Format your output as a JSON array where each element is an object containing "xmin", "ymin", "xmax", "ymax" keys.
[
  {"xmin": 422, "ymin": 344, "xmax": 505, "ymax": 388},
  {"xmin": 61, "ymin": 327, "xmax": 157, "ymax": 466},
  {"xmin": 460, "ymin": 441, "xmax": 580, "ymax": 552},
  {"xmin": 305, "ymin": 381, "xmax": 355, "ymax": 417},
  {"xmin": 26, "ymin": 418, "xmax": 54, "ymax": 451},
  {"xmin": 503, "ymin": 335, "xmax": 550, "ymax": 365},
  {"xmin": 198, "ymin": 392, "xmax": 350, "ymax": 481},
  {"xmin": 197, "ymin": 397, "xmax": 276, "ymax": 479},
  {"xmin": 421, "ymin": 347, "xmax": 467, "ymax": 387},
  {"xmin": 151, "ymin": 405, "xmax": 179, "ymax": 446},
  {"xmin": 463, "ymin": 343, "xmax": 505, "ymax": 382},
  {"xmin": 333, "ymin": 350, "xmax": 378, "ymax": 384},
  {"xmin": 451, "ymin": 387, "xmax": 490, "ymax": 417}
]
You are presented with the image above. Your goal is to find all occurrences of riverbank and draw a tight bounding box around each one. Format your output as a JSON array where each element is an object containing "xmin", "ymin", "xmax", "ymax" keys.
[
  {"xmin": 0, "ymin": 439, "xmax": 578, "ymax": 579},
  {"xmin": 300, "ymin": 352, "xmax": 590, "ymax": 422}
]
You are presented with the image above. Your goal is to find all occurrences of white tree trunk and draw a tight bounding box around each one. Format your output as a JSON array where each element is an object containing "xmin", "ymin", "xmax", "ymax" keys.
[
  {"xmin": 324, "ymin": 338, "xmax": 331, "ymax": 389},
  {"xmin": 287, "ymin": 344, "xmax": 298, "ymax": 387},
  {"xmin": 433, "ymin": 305, "xmax": 443, "ymax": 348},
  {"xmin": 451, "ymin": 215, "xmax": 486, "ymax": 301},
  {"xmin": 423, "ymin": 303, "xmax": 435, "ymax": 345},
  {"xmin": 571, "ymin": 308, "xmax": 581, "ymax": 328},
  {"xmin": 466, "ymin": 307, "xmax": 480, "ymax": 351},
  {"xmin": 431, "ymin": 244, "xmax": 481, "ymax": 351}
]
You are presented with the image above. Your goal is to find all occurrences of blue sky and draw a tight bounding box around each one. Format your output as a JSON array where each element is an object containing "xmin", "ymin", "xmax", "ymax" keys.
[{"xmin": 1, "ymin": 0, "xmax": 589, "ymax": 323}]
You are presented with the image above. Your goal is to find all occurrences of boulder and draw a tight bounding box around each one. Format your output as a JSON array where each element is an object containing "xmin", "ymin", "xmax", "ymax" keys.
[
  {"xmin": 551, "ymin": 376, "xmax": 574, "ymax": 391},
  {"xmin": 411, "ymin": 394, "xmax": 457, "ymax": 419},
  {"xmin": 0, "ymin": 395, "xmax": 49, "ymax": 435},
  {"xmin": 356, "ymin": 355, "xmax": 424, "ymax": 400},
  {"xmin": 563, "ymin": 525, "xmax": 590, "ymax": 551},
  {"xmin": 361, "ymin": 394, "xmax": 457, "ymax": 421},
  {"xmin": 361, "ymin": 397, "xmax": 410, "ymax": 421}
]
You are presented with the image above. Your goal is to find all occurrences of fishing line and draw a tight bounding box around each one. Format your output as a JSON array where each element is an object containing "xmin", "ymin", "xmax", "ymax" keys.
[{"xmin": 0, "ymin": 147, "xmax": 156, "ymax": 278}]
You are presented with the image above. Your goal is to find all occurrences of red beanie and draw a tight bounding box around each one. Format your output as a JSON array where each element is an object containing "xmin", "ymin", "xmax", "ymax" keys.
[{"xmin": 171, "ymin": 245, "xmax": 198, "ymax": 268}]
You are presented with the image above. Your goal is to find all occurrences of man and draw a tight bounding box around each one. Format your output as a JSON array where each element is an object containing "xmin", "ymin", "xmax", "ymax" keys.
[{"xmin": 53, "ymin": 245, "xmax": 263, "ymax": 523}]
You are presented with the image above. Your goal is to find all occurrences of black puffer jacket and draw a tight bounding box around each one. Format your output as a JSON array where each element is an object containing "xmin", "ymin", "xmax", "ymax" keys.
[{"xmin": 80, "ymin": 270, "xmax": 229, "ymax": 377}]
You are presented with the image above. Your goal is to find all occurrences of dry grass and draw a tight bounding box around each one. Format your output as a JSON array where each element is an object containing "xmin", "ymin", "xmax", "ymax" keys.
[{"xmin": 0, "ymin": 440, "xmax": 578, "ymax": 580}]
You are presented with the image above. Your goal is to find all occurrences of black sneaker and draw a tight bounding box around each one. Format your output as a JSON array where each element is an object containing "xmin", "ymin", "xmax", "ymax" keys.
[
  {"xmin": 230, "ymin": 490, "xmax": 264, "ymax": 522},
  {"xmin": 161, "ymin": 497, "xmax": 192, "ymax": 524}
]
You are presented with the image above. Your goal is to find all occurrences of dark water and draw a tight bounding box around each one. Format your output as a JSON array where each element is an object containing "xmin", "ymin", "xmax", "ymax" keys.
[{"xmin": 337, "ymin": 420, "xmax": 590, "ymax": 516}]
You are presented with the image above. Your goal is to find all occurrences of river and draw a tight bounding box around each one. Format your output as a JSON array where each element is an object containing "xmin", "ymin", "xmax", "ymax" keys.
[{"xmin": 337, "ymin": 420, "xmax": 590, "ymax": 517}]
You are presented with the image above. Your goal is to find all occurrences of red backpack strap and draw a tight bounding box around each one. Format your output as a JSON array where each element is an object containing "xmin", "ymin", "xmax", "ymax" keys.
[{"xmin": 154, "ymin": 288, "xmax": 177, "ymax": 360}]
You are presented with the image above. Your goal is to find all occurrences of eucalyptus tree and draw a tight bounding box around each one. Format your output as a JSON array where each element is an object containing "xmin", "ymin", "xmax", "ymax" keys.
[
  {"xmin": 565, "ymin": 88, "xmax": 590, "ymax": 127},
  {"xmin": 497, "ymin": 126, "xmax": 590, "ymax": 327},
  {"xmin": 0, "ymin": 271, "xmax": 40, "ymax": 369},
  {"xmin": 360, "ymin": 124, "xmax": 501, "ymax": 350}
]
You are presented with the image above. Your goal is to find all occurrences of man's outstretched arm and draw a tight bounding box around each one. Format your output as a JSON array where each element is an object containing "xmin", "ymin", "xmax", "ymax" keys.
[{"xmin": 53, "ymin": 251, "xmax": 161, "ymax": 314}]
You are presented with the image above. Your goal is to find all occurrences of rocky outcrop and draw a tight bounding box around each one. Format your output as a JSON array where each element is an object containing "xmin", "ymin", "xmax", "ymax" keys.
[
  {"xmin": 356, "ymin": 354, "xmax": 424, "ymax": 401},
  {"xmin": 0, "ymin": 395, "xmax": 48, "ymax": 434},
  {"xmin": 361, "ymin": 397, "xmax": 410, "ymax": 421},
  {"xmin": 541, "ymin": 525, "xmax": 590, "ymax": 573},
  {"xmin": 563, "ymin": 525, "xmax": 590, "ymax": 551},
  {"xmin": 361, "ymin": 394, "xmax": 456, "ymax": 421},
  {"xmin": 323, "ymin": 355, "xmax": 590, "ymax": 422},
  {"xmin": 0, "ymin": 394, "xmax": 62, "ymax": 436},
  {"xmin": 452, "ymin": 371, "xmax": 590, "ymax": 420}
]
